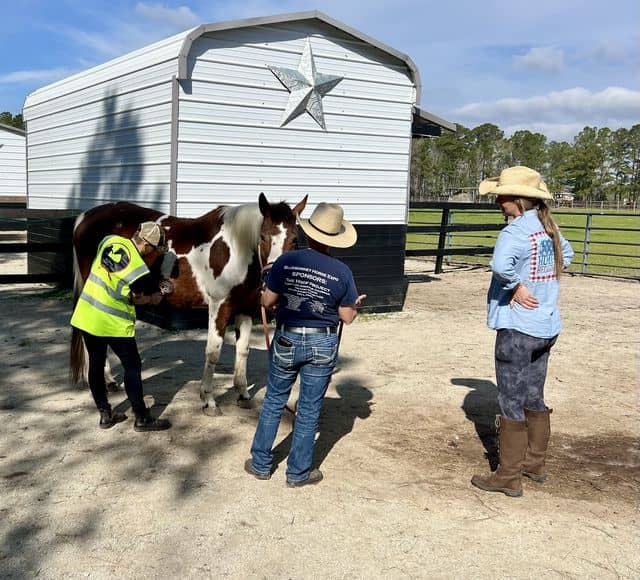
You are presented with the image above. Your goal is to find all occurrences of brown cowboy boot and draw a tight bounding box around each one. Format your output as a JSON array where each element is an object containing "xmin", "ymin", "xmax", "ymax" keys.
[
  {"xmin": 522, "ymin": 407, "xmax": 552, "ymax": 483},
  {"xmin": 471, "ymin": 416, "xmax": 527, "ymax": 497}
]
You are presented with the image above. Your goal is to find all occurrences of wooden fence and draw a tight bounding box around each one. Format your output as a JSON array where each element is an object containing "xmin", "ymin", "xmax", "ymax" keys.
[{"xmin": 408, "ymin": 202, "xmax": 640, "ymax": 279}]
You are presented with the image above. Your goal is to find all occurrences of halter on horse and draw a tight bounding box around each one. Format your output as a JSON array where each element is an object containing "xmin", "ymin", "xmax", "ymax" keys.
[{"xmin": 70, "ymin": 193, "xmax": 307, "ymax": 415}]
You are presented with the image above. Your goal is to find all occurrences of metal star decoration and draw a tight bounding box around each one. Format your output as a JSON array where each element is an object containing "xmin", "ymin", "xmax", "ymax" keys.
[{"xmin": 269, "ymin": 38, "xmax": 343, "ymax": 130}]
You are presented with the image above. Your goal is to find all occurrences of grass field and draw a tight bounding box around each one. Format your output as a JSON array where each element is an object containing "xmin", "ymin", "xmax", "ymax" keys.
[{"xmin": 407, "ymin": 208, "xmax": 640, "ymax": 277}]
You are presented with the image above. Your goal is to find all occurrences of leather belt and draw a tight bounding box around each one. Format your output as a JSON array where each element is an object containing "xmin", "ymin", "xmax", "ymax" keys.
[{"xmin": 278, "ymin": 324, "xmax": 337, "ymax": 334}]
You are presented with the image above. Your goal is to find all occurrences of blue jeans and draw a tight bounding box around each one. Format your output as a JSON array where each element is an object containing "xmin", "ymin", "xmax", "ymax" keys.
[{"xmin": 250, "ymin": 329, "xmax": 338, "ymax": 482}]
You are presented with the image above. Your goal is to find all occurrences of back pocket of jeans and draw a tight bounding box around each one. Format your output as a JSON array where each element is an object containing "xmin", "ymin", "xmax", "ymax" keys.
[
  {"xmin": 273, "ymin": 340, "xmax": 295, "ymax": 366},
  {"xmin": 312, "ymin": 344, "xmax": 338, "ymax": 366}
]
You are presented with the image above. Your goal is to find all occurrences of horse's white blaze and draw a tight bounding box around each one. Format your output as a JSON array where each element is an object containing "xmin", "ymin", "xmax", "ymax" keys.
[{"xmin": 266, "ymin": 224, "xmax": 287, "ymax": 265}]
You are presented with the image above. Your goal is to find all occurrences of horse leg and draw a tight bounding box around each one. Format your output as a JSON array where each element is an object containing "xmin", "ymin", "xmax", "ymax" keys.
[
  {"xmin": 233, "ymin": 314, "xmax": 253, "ymax": 407},
  {"xmin": 200, "ymin": 301, "xmax": 225, "ymax": 416},
  {"xmin": 104, "ymin": 356, "xmax": 119, "ymax": 392},
  {"xmin": 79, "ymin": 340, "xmax": 119, "ymax": 391}
]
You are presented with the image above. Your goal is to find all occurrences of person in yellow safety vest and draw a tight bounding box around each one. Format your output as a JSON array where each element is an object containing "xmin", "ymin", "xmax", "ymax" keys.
[{"xmin": 71, "ymin": 221, "xmax": 172, "ymax": 432}]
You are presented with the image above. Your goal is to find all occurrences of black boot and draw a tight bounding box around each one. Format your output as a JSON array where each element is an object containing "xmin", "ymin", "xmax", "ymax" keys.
[
  {"xmin": 134, "ymin": 410, "xmax": 171, "ymax": 432},
  {"xmin": 99, "ymin": 409, "xmax": 127, "ymax": 429}
]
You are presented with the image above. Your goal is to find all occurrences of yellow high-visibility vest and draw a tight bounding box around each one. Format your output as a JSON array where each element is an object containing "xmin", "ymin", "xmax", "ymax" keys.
[{"xmin": 71, "ymin": 235, "xmax": 150, "ymax": 337}]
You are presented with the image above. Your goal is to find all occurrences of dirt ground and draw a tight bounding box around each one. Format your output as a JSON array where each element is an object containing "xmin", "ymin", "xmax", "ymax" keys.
[{"xmin": 0, "ymin": 259, "xmax": 638, "ymax": 579}]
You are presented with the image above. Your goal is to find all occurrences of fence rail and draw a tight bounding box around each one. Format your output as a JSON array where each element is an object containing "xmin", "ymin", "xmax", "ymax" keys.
[
  {"xmin": 408, "ymin": 202, "xmax": 640, "ymax": 278},
  {"xmin": 1, "ymin": 205, "xmax": 639, "ymax": 284}
]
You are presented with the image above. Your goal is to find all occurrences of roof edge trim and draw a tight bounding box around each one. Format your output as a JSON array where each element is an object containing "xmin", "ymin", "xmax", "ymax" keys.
[
  {"xmin": 0, "ymin": 123, "xmax": 25, "ymax": 136},
  {"xmin": 413, "ymin": 106, "xmax": 457, "ymax": 133},
  {"xmin": 177, "ymin": 10, "xmax": 422, "ymax": 102}
]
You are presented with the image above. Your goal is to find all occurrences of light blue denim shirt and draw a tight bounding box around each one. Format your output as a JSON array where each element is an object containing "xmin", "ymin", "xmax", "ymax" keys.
[{"xmin": 487, "ymin": 209, "xmax": 574, "ymax": 338}]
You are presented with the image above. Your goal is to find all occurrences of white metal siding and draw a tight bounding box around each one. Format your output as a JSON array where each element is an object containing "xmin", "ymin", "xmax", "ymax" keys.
[
  {"xmin": 23, "ymin": 31, "xmax": 189, "ymax": 212},
  {"xmin": 0, "ymin": 129, "xmax": 26, "ymax": 199},
  {"xmin": 23, "ymin": 17, "xmax": 420, "ymax": 221},
  {"xmin": 177, "ymin": 22, "xmax": 415, "ymax": 223}
]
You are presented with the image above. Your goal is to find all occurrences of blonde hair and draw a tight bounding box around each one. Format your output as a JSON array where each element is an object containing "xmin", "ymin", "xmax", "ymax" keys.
[{"xmin": 514, "ymin": 198, "xmax": 563, "ymax": 279}]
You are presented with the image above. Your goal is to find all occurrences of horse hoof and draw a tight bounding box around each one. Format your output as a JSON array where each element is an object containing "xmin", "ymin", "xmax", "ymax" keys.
[
  {"xmin": 106, "ymin": 382, "xmax": 120, "ymax": 392},
  {"xmin": 203, "ymin": 404, "xmax": 222, "ymax": 417},
  {"xmin": 237, "ymin": 396, "xmax": 253, "ymax": 409}
]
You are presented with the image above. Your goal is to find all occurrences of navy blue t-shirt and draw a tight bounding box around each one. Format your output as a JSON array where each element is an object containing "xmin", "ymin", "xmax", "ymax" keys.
[{"xmin": 266, "ymin": 248, "xmax": 359, "ymax": 328}]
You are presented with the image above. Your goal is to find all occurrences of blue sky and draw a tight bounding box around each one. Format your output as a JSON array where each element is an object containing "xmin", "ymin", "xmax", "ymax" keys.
[{"xmin": 1, "ymin": 0, "xmax": 638, "ymax": 141}]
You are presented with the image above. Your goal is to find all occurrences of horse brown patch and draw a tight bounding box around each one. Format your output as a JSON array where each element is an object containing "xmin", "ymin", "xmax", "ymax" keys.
[{"xmin": 210, "ymin": 238, "xmax": 230, "ymax": 278}]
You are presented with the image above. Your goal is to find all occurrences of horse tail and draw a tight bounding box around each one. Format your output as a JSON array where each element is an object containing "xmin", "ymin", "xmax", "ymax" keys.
[
  {"xmin": 70, "ymin": 326, "xmax": 85, "ymax": 387},
  {"xmin": 70, "ymin": 212, "xmax": 86, "ymax": 387},
  {"xmin": 71, "ymin": 212, "xmax": 85, "ymax": 305}
]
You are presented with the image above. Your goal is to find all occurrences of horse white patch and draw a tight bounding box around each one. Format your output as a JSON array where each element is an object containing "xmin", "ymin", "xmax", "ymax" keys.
[
  {"xmin": 182, "ymin": 227, "xmax": 253, "ymax": 304},
  {"xmin": 267, "ymin": 225, "xmax": 287, "ymax": 266}
]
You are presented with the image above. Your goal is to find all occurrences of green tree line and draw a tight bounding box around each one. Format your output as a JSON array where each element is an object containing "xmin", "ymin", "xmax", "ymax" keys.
[
  {"xmin": 0, "ymin": 111, "xmax": 24, "ymax": 129},
  {"xmin": 411, "ymin": 123, "xmax": 640, "ymax": 203}
]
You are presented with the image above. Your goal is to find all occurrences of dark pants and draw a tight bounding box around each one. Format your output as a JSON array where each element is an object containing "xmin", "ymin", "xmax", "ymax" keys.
[
  {"xmin": 495, "ymin": 328, "xmax": 558, "ymax": 421},
  {"xmin": 82, "ymin": 332, "xmax": 147, "ymax": 416}
]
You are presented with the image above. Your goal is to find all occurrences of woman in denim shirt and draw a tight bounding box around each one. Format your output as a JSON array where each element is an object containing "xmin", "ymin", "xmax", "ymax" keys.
[{"xmin": 472, "ymin": 166, "xmax": 574, "ymax": 497}]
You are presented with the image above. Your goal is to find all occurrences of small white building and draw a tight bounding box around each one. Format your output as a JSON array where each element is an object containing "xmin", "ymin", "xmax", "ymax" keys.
[
  {"xmin": 0, "ymin": 123, "xmax": 26, "ymax": 202},
  {"xmin": 23, "ymin": 11, "xmax": 454, "ymax": 311}
]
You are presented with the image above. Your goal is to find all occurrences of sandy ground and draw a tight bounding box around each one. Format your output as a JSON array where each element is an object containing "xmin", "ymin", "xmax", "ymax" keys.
[{"xmin": 0, "ymin": 259, "xmax": 638, "ymax": 579}]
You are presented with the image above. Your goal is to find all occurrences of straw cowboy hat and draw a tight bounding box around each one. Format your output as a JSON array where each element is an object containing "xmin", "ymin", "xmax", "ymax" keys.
[
  {"xmin": 298, "ymin": 203, "xmax": 357, "ymax": 248},
  {"xmin": 479, "ymin": 166, "xmax": 553, "ymax": 200}
]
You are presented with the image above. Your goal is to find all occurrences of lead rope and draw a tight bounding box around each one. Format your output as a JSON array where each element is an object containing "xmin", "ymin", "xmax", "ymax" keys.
[{"xmin": 258, "ymin": 242, "xmax": 296, "ymax": 415}]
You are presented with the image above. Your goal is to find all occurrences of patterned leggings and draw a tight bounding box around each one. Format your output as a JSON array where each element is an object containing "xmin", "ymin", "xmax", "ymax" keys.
[{"xmin": 495, "ymin": 328, "xmax": 558, "ymax": 421}]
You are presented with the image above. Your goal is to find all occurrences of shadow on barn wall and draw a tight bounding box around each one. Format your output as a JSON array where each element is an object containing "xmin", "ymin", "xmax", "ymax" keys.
[
  {"xmin": 29, "ymin": 90, "xmax": 167, "ymax": 281},
  {"xmin": 68, "ymin": 88, "xmax": 165, "ymax": 210}
]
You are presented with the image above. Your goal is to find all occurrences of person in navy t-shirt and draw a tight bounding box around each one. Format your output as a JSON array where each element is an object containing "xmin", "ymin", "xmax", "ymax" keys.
[{"xmin": 246, "ymin": 202, "xmax": 366, "ymax": 487}]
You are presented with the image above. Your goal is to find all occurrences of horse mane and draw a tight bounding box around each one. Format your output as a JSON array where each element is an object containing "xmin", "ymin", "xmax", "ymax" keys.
[{"xmin": 221, "ymin": 203, "xmax": 262, "ymax": 257}]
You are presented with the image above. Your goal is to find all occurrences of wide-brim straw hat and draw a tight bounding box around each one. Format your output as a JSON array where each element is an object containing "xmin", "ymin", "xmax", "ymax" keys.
[
  {"xmin": 298, "ymin": 203, "xmax": 357, "ymax": 248},
  {"xmin": 479, "ymin": 166, "xmax": 553, "ymax": 200}
]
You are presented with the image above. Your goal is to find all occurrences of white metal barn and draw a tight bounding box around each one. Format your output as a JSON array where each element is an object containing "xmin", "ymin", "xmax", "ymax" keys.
[
  {"xmin": 23, "ymin": 11, "xmax": 454, "ymax": 312},
  {"xmin": 0, "ymin": 123, "xmax": 26, "ymax": 202}
]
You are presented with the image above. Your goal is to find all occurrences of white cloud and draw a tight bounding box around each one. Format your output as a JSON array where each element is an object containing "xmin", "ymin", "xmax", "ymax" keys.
[
  {"xmin": 0, "ymin": 68, "xmax": 75, "ymax": 84},
  {"xmin": 456, "ymin": 86, "xmax": 640, "ymax": 122},
  {"xmin": 513, "ymin": 46, "xmax": 565, "ymax": 73},
  {"xmin": 454, "ymin": 86, "xmax": 640, "ymax": 141},
  {"xmin": 135, "ymin": 2, "xmax": 200, "ymax": 30}
]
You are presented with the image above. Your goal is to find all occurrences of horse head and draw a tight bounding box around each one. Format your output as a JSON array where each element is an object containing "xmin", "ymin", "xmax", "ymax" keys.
[{"xmin": 257, "ymin": 192, "xmax": 307, "ymax": 270}]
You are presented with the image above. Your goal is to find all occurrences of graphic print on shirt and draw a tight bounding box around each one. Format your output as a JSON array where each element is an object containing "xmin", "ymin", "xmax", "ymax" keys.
[
  {"xmin": 101, "ymin": 242, "xmax": 131, "ymax": 273},
  {"xmin": 282, "ymin": 264, "xmax": 339, "ymax": 312},
  {"xmin": 529, "ymin": 231, "xmax": 556, "ymax": 282}
]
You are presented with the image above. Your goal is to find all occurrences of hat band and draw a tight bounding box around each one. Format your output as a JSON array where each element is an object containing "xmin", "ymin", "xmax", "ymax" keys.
[{"xmin": 308, "ymin": 218, "xmax": 340, "ymax": 237}]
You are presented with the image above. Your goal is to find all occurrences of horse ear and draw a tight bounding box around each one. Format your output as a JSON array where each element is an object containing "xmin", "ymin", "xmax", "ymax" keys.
[
  {"xmin": 258, "ymin": 192, "xmax": 271, "ymax": 218},
  {"xmin": 292, "ymin": 194, "xmax": 308, "ymax": 217}
]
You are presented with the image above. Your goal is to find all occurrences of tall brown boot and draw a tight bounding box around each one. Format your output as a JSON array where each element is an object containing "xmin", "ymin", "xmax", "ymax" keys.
[
  {"xmin": 471, "ymin": 416, "xmax": 527, "ymax": 497},
  {"xmin": 522, "ymin": 407, "xmax": 552, "ymax": 483}
]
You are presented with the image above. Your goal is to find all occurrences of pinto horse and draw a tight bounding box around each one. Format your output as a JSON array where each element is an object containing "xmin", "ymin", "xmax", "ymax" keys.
[{"xmin": 70, "ymin": 193, "xmax": 307, "ymax": 415}]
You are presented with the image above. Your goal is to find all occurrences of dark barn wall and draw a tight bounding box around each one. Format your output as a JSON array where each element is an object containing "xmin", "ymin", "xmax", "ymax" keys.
[
  {"xmin": 138, "ymin": 223, "xmax": 409, "ymax": 330},
  {"xmin": 26, "ymin": 213, "xmax": 77, "ymax": 286},
  {"xmin": 328, "ymin": 224, "xmax": 408, "ymax": 314},
  {"xmin": 26, "ymin": 219, "xmax": 408, "ymax": 328}
]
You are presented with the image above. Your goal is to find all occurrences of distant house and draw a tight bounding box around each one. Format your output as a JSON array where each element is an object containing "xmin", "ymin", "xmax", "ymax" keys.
[
  {"xmin": 0, "ymin": 123, "xmax": 26, "ymax": 202},
  {"xmin": 555, "ymin": 191, "xmax": 575, "ymax": 205}
]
